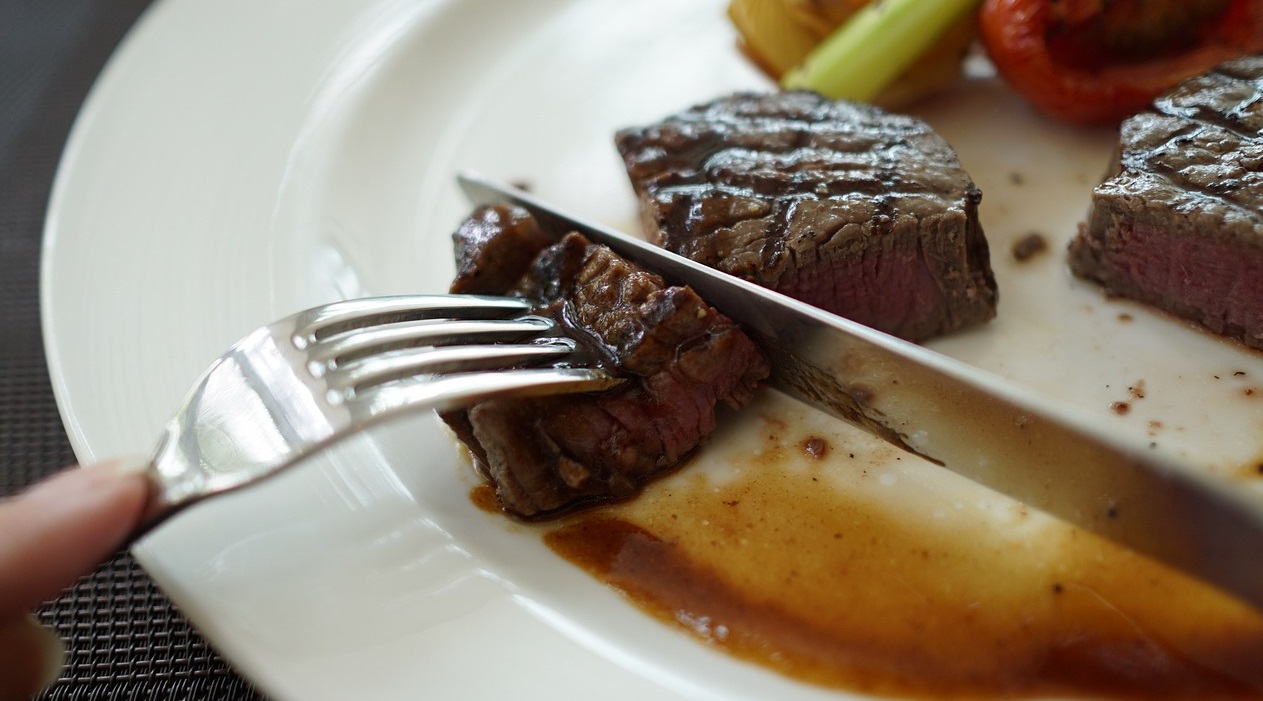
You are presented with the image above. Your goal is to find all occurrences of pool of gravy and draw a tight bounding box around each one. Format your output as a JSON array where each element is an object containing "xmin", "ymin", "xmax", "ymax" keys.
[{"xmin": 527, "ymin": 394, "xmax": 1263, "ymax": 699}]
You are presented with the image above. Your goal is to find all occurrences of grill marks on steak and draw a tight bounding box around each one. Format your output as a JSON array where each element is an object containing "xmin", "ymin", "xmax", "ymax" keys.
[
  {"xmin": 1069, "ymin": 57, "xmax": 1263, "ymax": 350},
  {"xmin": 445, "ymin": 205, "xmax": 769, "ymax": 518},
  {"xmin": 615, "ymin": 91, "xmax": 998, "ymax": 343}
]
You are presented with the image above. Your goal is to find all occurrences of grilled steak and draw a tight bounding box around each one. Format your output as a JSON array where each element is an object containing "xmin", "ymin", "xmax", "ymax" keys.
[
  {"xmin": 615, "ymin": 91, "xmax": 998, "ymax": 343},
  {"xmin": 445, "ymin": 205, "xmax": 770, "ymax": 518},
  {"xmin": 1070, "ymin": 57, "xmax": 1263, "ymax": 350}
]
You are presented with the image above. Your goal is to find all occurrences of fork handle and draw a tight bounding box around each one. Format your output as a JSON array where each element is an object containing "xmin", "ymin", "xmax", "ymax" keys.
[
  {"xmin": 127, "ymin": 460, "xmax": 200, "ymax": 545},
  {"xmin": 128, "ymin": 478, "xmax": 178, "ymax": 544}
]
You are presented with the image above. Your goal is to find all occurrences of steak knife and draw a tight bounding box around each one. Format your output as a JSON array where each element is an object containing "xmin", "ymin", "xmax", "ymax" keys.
[{"xmin": 458, "ymin": 170, "xmax": 1263, "ymax": 612}]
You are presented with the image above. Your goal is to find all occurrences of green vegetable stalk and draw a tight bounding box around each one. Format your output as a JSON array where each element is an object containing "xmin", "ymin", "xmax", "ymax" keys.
[{"xmin": 781, "ymin": 0, "xmax": 983, "ymax": 102}]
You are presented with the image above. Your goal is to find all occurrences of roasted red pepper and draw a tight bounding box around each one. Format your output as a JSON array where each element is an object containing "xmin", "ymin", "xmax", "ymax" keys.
[{"xmin": 979, "ymin": 0, "xmax": 1263, "ymax": 124}]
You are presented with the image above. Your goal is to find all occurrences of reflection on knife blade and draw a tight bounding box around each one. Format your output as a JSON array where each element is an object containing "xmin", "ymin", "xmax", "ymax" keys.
[{"xmin": 458, "ymin": 170, "xmax": 1263, "ymax": 612}]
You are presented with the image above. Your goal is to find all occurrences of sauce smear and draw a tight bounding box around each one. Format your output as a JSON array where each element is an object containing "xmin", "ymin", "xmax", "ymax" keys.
[{"xmin": 535, "ymin": 399, "xmax": 1263, "ymax": 699}]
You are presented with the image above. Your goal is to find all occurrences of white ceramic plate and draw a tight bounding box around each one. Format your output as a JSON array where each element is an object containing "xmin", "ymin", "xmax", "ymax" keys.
[{"xmin": 42, "ymin": 0, "xmax": 1263, "ymax": 699}]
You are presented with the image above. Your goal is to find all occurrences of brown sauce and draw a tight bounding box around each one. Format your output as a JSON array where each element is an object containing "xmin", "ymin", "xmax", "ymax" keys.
[
  {"xmin": 468, "ymin": 482, "xmax": 502, "ymax": 514},
  {"xmin": 531, "ymin": 399, "xmax": 1263, "ymax": 699}
]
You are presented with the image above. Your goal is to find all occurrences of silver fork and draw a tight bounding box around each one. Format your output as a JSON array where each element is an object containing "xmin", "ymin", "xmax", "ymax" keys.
[{"xmin": 133, "ymin": 293, "xmax": 622, "ymax": 538}]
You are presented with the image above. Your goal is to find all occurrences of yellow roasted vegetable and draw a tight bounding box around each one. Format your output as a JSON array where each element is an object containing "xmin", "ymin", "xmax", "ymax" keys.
[{"xmin": 729, "ymin": 0, "xmax": 976, "ymax": 107}]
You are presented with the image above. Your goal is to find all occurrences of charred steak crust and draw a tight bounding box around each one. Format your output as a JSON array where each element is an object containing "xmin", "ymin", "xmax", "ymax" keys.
[
  {"xmin": 445, "ymin": 205, "xmax": 770, "ymax": 518},
  {"xmin": 614, "ymin": 91, "xmax": 998, "ymax": 343},
  {"xmin": 1070, "ymin": 57, "xmax": 1263, "ymax": 350}
]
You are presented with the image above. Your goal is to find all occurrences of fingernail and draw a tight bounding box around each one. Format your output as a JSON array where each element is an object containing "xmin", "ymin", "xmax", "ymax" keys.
[
  {"xmin": 0, "ymin": 615, "xmax": 65, "ymax": 701},
  {"xmin": 30, "ymin": 615, "xmax": 65, "ymax": 692},
  {"xmin": 92, "ymin": 454, "xmax": 152, "ymax": 478}
]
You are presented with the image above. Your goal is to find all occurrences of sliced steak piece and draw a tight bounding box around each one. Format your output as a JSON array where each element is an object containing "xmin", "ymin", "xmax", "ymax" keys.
[
  {"xmin": 614, "ymin": 91, "xmax": 998, "ymax": 343},
  {"xmin": 1069, "ymin": 57, "xmax": 1263, "ymax": 350},
  {"xmin": 450, "ymin": 203, "xmax": 553, "ymax": 295},
  {"xmin": 445, "ymin": 204, "xmax": 770, "ymax": 519}
]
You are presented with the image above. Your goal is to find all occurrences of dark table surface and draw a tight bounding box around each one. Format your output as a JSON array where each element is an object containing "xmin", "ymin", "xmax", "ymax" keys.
[{"xmin": 1, "ymin": 1, "xmax": 265, "ymax": 698}]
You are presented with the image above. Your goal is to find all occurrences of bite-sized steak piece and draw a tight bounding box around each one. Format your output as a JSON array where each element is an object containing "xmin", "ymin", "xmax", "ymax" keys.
[
  {"xmin": 615, "ymin": 91, "xmax": 998, "ymax": 343},
  {"xmin": 1070, "ymin": 57, "xmax": 1263, "ymax": 350},
  {"xmin": 450, "ymin": 204, "xmax": 553, "ymax": 295},
  {"xmin": 445, "ymin": 205, "xmax": 770, "ymax": 518}
]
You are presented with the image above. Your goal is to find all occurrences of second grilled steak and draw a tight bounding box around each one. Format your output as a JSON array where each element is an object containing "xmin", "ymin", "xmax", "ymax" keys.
[
  {"xmin": 615, "ymin": 91, "xmax": 998, "ymax": 343},
  {"xmin": 1070, "ymin": 56, "xmax": 1263, "ymax": 350}
]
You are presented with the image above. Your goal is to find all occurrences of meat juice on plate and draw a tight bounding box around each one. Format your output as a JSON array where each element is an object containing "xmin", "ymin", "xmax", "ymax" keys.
[{"xmin": 542, "ymin": 391, "xmax": 1263, "ymax": 699}]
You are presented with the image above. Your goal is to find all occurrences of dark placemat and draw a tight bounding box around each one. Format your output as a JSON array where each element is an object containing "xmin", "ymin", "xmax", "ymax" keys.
[{"xmin": 1, "ymin": 1, "xmax": 265, "ymax": 698}]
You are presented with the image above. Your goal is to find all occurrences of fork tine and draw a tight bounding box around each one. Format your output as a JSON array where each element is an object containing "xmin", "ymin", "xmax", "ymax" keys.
[
  {"xmin": 306, "ymin": 316, "xmax": 558, "ymax": 368},
  {"xmin": 326, "ymin": 338, "xmax": 583, "ymax": 394},
  {"xmin": 293, "ymin": 294, "xmax": 538, "ymax": 348},
  {"xmin": 338, "ymin": 366, "xmax": 624, "ymax": 412}
]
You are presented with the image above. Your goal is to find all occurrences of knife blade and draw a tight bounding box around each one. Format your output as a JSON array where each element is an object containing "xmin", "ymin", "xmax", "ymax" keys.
[{"xmin": 458, "ymin": 170, "xmax": 1263, "ymax": 612}]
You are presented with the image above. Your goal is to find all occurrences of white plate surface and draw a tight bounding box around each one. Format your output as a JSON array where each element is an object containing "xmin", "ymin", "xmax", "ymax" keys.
[{"xmin": 42, "ymin": 1, "xmax": 1263, "ymax": 699}]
